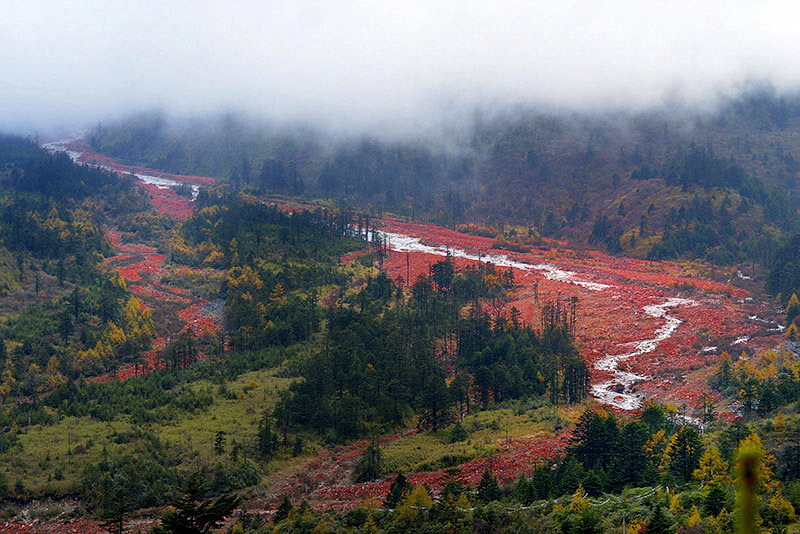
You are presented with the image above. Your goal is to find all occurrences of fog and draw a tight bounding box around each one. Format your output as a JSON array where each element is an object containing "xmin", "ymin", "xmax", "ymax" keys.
[{"xmin": 3, "ymin": 1, "xmax": 800, "ymax": 137}]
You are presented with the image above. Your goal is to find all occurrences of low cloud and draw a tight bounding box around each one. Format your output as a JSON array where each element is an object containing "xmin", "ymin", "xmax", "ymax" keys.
[{"xmin": 3, "ymin": 1, "xmax": 800, "ymax": 136}]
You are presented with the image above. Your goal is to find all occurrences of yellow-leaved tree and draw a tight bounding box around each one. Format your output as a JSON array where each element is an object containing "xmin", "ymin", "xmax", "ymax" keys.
[
  {"xmin": 774, "ymin": 411, "xmax": 787, "ymax": 433},
  {"xmin": 74, "ymin": 297, "xmax": 154, "ymax": 374},
  {"xmin": 787, "ymin": 323, "xmax": 800, "ymax": 341},
  {"xmin": 40, "ymin": 355, "xmax": 66, "ymax": 392},
  {"xmin": 786, "ymin": 292, "xmax": 800, "ymax": 324},
  {"xmin": 737, "ymin": 433, "xmax": 776, "ymax": 492},
  {"xmin": 767, "ymin": 490, "xmax": 796, "ymax": 525},
  {"xmin": 121, "ymin": 297, "xmax": 154, "ymax": 354},
  {"xmin": 694, "ymin": 446, "xmax": 731, "ymax": 486},
  {"xmin": 645, "ymin": 429, "xmax": 670, "ymax": 474},
  {"xmin": 397, "ymin": 486, "xmax": 433, "ymax": 521},
  {"xmin": 0, "ymin": 360, "xmax": 16, "ymax": 400}
]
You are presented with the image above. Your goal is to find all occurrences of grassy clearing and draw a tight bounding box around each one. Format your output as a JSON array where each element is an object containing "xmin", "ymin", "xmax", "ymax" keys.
[
  {"xmin": 8, "ymin": 413, "xmax": 134, "ymax": 498},
  {"xmin": 381, "ymin": 402, "xmax": 585, "ymax": 474},
  {"xmin": 2, "ymin": 367, "xmax": 295, "ymax": 498},
  {"xmin": 3, "ymin": 360, "xmax": 590, "ymax": 501},
  {"xmin": 154, "ymin": 368, "xmax": 295, "ymax": 470}
]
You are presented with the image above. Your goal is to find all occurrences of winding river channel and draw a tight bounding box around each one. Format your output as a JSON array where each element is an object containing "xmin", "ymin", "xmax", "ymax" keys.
[
  {"xmin": 590, "ymin": 298, "xmax": 696, "ymax": 409},
  {"xmin": 376, "ymin": 230, "xmax": 697, "ymax": 410}
]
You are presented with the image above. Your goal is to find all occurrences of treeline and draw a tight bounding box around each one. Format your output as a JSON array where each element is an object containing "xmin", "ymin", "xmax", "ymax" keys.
[
  {"xmin": 617, "ymin": 143, "xmax": 795, "ymax": 263},
  {"xmin": 90, "ymin": 114, "xmax": 470, "ymax": 217},
  {"xmin": 46, "ymin": 369, "xmax": 213, "ymax": 424},
  {"xmin": 523, "ymin": 405, "xmax": 707, "ymax": 500},
  {"xmin": 0, "ymin": 195, "xmax": 109, "ymax": 267},
  {"xmin": 632, "ymin": 143, "xmax": 795, "ymax": 223},
  {"xmin": 88, "ymin": 112, "xmax": 322, "ymax": 185},
  {"xmin": 170, "ymin": 193, "xmax": 373, "ymax": 350},
  {"xmin": 632, "ymin": 143, "xmax": 763, "ymax": 195},
  {"xmin": 0, "ymin": 135, "xmax": 144, "ymax": 203},
  {"xmin": 0, "ymin": 276, "xmax": 155, "ymax": 395},
  {"xmin": 171, "ymin": 193, "xmax": 369, "ymax": 267},
  {"xmin": 645, "ymin": 194, "xmax": 739, "ymax": 263},
  {"xmin": 316, "ymin": 140, "xmax": 470, "ymax": 211}
]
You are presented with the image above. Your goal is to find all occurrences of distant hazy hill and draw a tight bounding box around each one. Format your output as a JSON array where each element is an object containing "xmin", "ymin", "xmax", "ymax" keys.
[{"xmin": 91, "ymin": 88, "xmax": 800, "ymax": 266}]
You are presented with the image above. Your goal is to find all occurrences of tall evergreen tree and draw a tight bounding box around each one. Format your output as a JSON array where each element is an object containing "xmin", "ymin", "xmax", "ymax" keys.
[
  {"xmin": 476, "ymin": 469, "xmax": 501, "ymax": 503},
  {"xmin": 155, "ymin": 471, "xmax": 241, "ymax": 534}
]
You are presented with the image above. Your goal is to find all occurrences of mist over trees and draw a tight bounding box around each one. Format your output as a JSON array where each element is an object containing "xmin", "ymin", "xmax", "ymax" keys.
[{"xmin": 90, "ymin": 87, "xmax": 800, "ymax": 266}]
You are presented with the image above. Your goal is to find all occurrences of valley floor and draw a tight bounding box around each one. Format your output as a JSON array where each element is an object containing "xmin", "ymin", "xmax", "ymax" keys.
[{"xmin": 19, "ymin": 136, "xmax": 787, "ymax": 527}]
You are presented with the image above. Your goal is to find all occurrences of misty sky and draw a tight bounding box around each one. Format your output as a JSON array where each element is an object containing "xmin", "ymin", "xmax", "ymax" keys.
[{"xmin": 3, "ymin": 1, "xmax": 800, "ymax": 135}]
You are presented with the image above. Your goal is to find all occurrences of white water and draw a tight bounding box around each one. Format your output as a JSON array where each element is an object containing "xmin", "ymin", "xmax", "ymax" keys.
[
  {"xmin": 41, "ymin": 140, "xmax": 84, "ymax": 162},
  {"xmin": 378, "ymin": 231, "xmax": 611, "ymax": 291},
  {"xmin": 136, "ymin": 173, "xmax": 200, "ymax": 200},
  {"xmin": 590, "ymin": 298, "xmax": 697, "ymax": 410},
  {"xmin": 42, "ymin": 140, "xmax": 200, "ymax": 200},
  {"xmin": 749, "ymin": 314, "xmax": 786, "ymax": 332},
  {"xmin": 379, "ymin": 230, "xmax": 702, "ymax": 410}
]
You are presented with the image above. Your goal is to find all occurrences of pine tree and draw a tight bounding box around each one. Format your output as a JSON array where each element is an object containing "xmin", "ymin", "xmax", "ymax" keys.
[
  {"xmin": 642, "ymin": 504, "xmax": 672, "ymax": 534},
  {"xmin": 476, "ymin": 469, "xmax": 501, "ymax": 503},
  {"xmin": 353, "ymin": 441, "xmax": 382, "ymax": 483},
  {"xmin": 384, "ymin": 474, "xmax": 411, "ymax": 508},
  {"xmin": 704, "ymin": 484, "xmax": 730, "ymax": 516},
  {"xmin": 449, "ymin": 421, "xmax": 469, "ymax": 443},
  {"xmin": 214, "ymin": 431, "xmax": 226, "ymax": 455},
  {"xmin": 257, "ymin": 411, "xmax": 277, "ymax": 460},
  {"xmin": 273, "ymin": 496, "xmax": 293, "ymax": 523},
  {"xmin": 568, "ymin": 409, "xmax": 619, "ymax": 472},
  {"xmin": 421, "ymin": 371, "xmax": 452, "ymax": 430},
  {"xmin": 664, "ymin": 425, "xmax": 704, "ymax": 483},
  {"xmin": 610, "ymin": 421, "xmax": 649, "ymax": 489},
  {"xmin": 155, "ymin": 471, "xmax": 241, "ymax": 534}
]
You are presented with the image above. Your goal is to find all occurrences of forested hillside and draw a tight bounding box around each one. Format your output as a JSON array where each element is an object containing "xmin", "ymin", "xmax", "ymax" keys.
[
  {"xmin": 90, "ymin": 89, "xmax": 800, "ymax": 267},
  {"xmin": 0, "ymin": 136, "xmax": 154, "ymax": 390}
]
